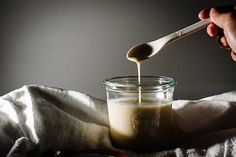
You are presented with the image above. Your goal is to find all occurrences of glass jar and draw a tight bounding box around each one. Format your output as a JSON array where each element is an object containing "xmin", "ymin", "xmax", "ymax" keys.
[{"xmin": 103, "ymin": 76, "xmax": 176, "ymax": 152}]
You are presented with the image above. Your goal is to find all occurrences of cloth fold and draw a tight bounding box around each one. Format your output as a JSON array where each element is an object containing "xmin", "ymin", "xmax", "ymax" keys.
[{"xmin": 1, "ymin": 85, "xmax": 236, "ymax": 157}]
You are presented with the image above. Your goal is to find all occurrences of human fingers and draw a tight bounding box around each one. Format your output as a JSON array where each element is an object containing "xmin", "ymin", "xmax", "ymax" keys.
[
  {"xmin": 198, "ymin": 8, "xmax": 210, "ymax": 20},
  {"xmin": 231, "ymin": 51, "xmax": 236, "ymax": 61},
  {"xmin": 216, "ymin": 29, "xmax": 231, "ymax": 50},
  {"xmin": 220, "ymin": 36, "xmax": 229, "ymax": 48},
  {"xmin": 206, "ymin": 23, "xmax": 218, "ymax": 37}
]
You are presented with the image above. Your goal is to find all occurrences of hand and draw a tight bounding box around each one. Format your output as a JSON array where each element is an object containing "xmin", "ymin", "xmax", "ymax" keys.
[{"xmin": 198, "ymin": 5, "xmax": 236, "ymax": 61}]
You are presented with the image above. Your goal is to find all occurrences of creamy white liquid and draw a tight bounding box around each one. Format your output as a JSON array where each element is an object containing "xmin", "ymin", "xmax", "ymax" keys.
[
  {"xmin": 108, "ymin": 98, "xmax": 172, "ymax": 151},
  {"xmin": 137, "ymin": 62, "xmax": 141, "ymax": 103}
]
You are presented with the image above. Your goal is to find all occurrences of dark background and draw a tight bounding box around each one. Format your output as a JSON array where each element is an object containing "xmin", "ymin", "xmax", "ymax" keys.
[{"xmin": 0, "ymin": 0, "xmax": 235, "ymax": 100}]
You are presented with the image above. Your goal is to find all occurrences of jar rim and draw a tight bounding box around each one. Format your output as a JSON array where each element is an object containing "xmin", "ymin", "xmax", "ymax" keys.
[{"xmin": 103, "ymin": 76, "xmax": 176, "ymax": 91}]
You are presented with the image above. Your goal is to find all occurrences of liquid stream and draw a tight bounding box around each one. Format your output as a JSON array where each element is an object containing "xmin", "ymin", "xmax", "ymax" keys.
[{"xmin": 137, "ymin": 62, "xmax": 141, "ymax": 103}]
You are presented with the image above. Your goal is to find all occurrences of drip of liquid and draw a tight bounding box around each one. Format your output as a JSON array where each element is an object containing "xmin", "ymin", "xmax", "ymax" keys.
[{"xmin": 137, "ymin": 62, "xmax": 141, "ymax": 103}]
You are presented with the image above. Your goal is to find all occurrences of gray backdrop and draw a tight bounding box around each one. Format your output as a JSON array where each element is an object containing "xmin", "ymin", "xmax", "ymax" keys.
[{"xmin": 0, "ymin": 0, "xmax": 235, "ymax": 100}]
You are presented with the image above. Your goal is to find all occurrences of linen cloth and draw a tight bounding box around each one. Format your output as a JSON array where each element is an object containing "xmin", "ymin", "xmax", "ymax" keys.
[{"xmin": 1, "ymin": 85, "xmax": 236, "ymax": 157}]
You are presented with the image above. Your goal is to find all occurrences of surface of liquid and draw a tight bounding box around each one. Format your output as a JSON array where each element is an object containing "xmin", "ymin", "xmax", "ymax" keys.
[{"xmin": 108, "ymin": 98, "xmax": 172, "ymax": 152}]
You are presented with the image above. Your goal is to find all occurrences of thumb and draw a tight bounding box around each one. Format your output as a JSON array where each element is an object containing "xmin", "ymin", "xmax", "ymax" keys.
[{"xmin": 209, "ymin": 8, "xmax": 229, "ymax": 29}]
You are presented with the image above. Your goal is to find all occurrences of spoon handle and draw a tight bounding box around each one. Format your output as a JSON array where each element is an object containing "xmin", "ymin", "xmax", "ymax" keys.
[
  {"xmin": 175, "ymin": 18, "xmax": 211, "ymax": 39},
  {"xmin": 151, "ymin": 18, "xmax": 212, "ymax": 47}
]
